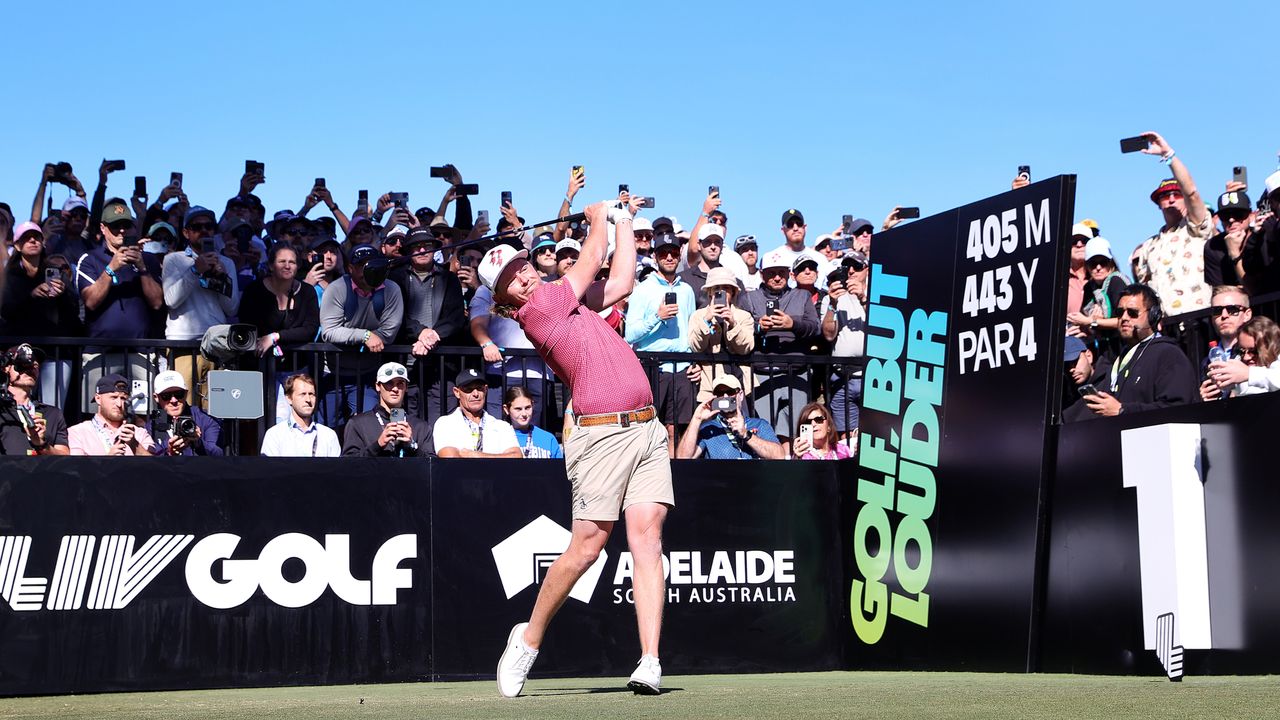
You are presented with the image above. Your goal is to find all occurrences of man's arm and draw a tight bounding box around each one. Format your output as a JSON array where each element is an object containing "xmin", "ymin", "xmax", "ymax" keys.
[
  {"xmin": 583, "ymin": 200, "xmax": 641, "ymax": 311},
  {"xmin": 1142, "ymin": 131, "xmax": 1207, "ymax": 228},
  {"xmin": 31, "ymin": 164, "xmax": 53, "ymax": 222},
  {"xmin": 741, "ymin": 421, "xmax": 786, "ymax": 459},
  {"xmin": 685, "ymin": 191, "xmax": 721, "ymax": 266},
  {"xmin": 675, "ymin": 416, "xmax": 705, "ymax": 459},
  {"xmin": 79, "ymin": 256, "xmax": 119, "ymax": 312},
  {"xmin": 562, "ymin": 202, "xmax": 611, "ymax": 301},
  {"xmin": 319, "ymin": 283, "xmax": 371, "ymax": 344},
  {"xmin": 161, "ymin": 253, "xmax": 200, "ymax": 309}
]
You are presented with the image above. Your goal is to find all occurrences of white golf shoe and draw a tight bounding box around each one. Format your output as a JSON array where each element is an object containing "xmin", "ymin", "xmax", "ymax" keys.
[
  {"xmin": 496, "ymin": 622, "xmax": 538, "ymax": 698},
  {"xmin": 627, "ymin": 654, "xmax": 662, "ymax": 695}
]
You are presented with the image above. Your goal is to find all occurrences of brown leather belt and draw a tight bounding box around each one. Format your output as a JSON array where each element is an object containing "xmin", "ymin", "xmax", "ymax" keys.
[{"xmin": 575, "ymin": 405, "xmax": 657, "ymax": 428}]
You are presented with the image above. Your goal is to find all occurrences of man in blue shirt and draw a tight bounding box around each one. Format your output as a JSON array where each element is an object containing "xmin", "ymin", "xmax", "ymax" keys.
[
  {"xmin": 145, "ymin": 370, "xmax": 224, "ymax": 456},
  {"xmin": 624, "ymin": 231, "xmax": 697, "ymax": 452},
  {"xmin": 676, "ymin": 376, "xmax": 785, "ymax": 460}
]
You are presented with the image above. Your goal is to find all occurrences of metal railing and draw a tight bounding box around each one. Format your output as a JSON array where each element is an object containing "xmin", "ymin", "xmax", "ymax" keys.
[
  {"xmin": 0, "ymin": 335, "xmax": 865, "ymax": 454},
  {"xmin": 1157, "ymin": 290, "xmax": 1280, "ymax": 369}
]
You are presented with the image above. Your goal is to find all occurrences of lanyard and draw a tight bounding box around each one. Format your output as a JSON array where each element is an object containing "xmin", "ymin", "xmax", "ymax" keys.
[
  {"xmin": 92, "ymin": 416, "xmax": 120, "ymax": 453},
  {"xmin": 1111, "ymin": 334, "xmax": 1156, "ymax": 391},
  {"xmin": 464, "ymin": 414, "xmax": 485, "ymax": 452}
]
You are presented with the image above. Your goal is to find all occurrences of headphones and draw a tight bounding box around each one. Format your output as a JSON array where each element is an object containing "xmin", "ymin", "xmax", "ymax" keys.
[{"xmin": 1124, "ymin": 284, "xmax": 1163, "ymax": 328}]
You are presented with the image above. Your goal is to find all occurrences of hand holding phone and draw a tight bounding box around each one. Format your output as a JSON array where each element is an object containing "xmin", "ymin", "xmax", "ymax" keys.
[
  {"xmin": 1078, "ymin": 383, "xmax": 1100, "ymax": 398},
  {"xmin": 1119, "ymin": 136, "xmax": 1149, "ymax": 154}
]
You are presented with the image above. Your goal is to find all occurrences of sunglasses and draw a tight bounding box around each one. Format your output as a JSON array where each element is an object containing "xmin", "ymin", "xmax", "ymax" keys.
[
  {"xmin": 188, "ymin": 222, "xmax": 216, "ymax": 232},
  {"xmin": 854, "ymin": 228, "xmax": 872, "ymax": 236},
  {"xmin": 1120, "ymin": 307, "xmax": 1145, "ymax": 319},
  {"xmin": 799, "ymin": 415, "xmax": 827, "ymax": 426},
  {"xmin": 1234, "ymin": 346, "xmax": 1257, "ymax": 359},
  {"xmin": 1214, "ymin": 304, "xmax": 1247, "ymax": 317},
  {"xmin": 785, "ymin": 221, "xmax": 804, "ymax": 229},
  {"xmin": 1221, "ymin": 212, "xmax": 1250, "ymax": 224},
  {"xmin": 458, "ymin": 383, "xmax": 486, "ymax": 394},
  {"xmin": 21, "ymin": 234, "xmax": 44, "ymax": 243},
  {"xmin": 1071, "ymin": 236, "xmax": 1089, "ymax": 246},
  {"xmin": 536, "ymin": 247, "xmax": 556, "ymax": 255},
  {"xmin": 158, "ymin": 390, "xmax": 185, "ymax": 402},
  {"xmin": 107, "ymin": 222, "xmax": 133, "ymax": 234},
  {"xmin": 383, "ymin": 236, "xmax": 404, "ymax": 246},
  {"xmin": 713, "ymin": 388, "xmax": 737, "ymax": 397}
]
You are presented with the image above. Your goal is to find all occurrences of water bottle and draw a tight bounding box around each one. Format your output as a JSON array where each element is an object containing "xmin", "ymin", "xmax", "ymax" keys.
[{"xmin": 1207, "ymin": 341, "xmax": 1230, "ymax": 367}]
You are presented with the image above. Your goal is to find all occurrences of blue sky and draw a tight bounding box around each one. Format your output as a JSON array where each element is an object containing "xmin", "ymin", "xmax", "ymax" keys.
[{"xmin": 3, "ymin": 2, "xmax": 1276, "ymax": 265}]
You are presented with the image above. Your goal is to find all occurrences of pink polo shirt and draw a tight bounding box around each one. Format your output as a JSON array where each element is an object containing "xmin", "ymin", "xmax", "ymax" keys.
[
  {"xmin": 68, "ymin": 417, "xmax": 156, "ymax": 456},
  {"xmin": 517, "ymin": 280, "xmax": 653, "ymax": 416}
]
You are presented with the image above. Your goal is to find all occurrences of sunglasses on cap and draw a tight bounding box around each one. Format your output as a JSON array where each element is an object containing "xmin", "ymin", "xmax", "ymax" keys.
[{"xmin": 1214, "ymin": 304, "xmax": 1247, "ymax": 317}]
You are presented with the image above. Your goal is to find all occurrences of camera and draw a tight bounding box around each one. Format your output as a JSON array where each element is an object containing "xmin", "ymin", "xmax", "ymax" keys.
[
  {"xmin": 712, "ymin": 397, "xmax": 736, "ymax": 414},
  {"xmin": 199, "ymin": 273, "xmax": 232, "ymax": 297},
  {"xmin": 0, "ymin": 344, "xmax": 42, "ymax": 411},
  {"xmin": 52, "ymin": 162, "xmax": 73, "ymax": 184},
  {"xmin": 173, "ymin": 415, "xmax": 197, "ymax": 439},
  {"xmin": 199, "ymin": 323, "xmax": 258, "ymax": 363}
]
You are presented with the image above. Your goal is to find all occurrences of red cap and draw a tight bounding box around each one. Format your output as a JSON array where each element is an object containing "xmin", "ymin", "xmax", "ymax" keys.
[{"xmin": 1150, "ymin": 179, "xmax": 1180, "ymax": 203}]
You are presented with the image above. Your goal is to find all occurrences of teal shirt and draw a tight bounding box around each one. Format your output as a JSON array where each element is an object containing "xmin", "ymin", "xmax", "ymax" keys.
[{"xmin": 624, "ymin": 273, "xmax": 696, "ymax": 371}]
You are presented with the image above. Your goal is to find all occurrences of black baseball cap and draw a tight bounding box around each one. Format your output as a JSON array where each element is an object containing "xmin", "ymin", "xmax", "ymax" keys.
[
  {"xmin": 403, "ymin": 228, "xmax": 440, "ymax": 252},
  {"xmin": 652, "ymin": 232, "xmax": 680, "ymax": 252},
  {"xmin": 781, "ymin": 208, "xmax": 805, "ymax": 225},
  {"xmin": 454, "ymin": 367, "xmax": 487, "ymax": 388},
  {"xmin": 652, "ymin": 216, "xmax": 675, "ymax": 233},
  {"xmin": 1217, "ymin": 190, "xmax": 1251, "ymax": 214},
  {"xmin": 95, "ymin": 373, "xmax": 129, "ymax": 395}
]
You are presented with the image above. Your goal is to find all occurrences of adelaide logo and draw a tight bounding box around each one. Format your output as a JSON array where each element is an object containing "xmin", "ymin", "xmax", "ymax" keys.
[{"xmin": 491, "ymin": 516, "xmax": 606, "ymax": 603}]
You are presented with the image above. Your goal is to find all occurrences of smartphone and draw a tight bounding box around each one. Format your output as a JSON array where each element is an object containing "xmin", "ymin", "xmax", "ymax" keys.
[
  {"xmin": 1233, "ymin": 166, "xmax": 1248, "ymax": 188},
  {"xmin": 799, "ymin": 423, "xmax": 814, "ymax": 447},
  {"xmin": 358, "ymin": 189, "xmax": 369, "ymax": 203},
  {"xmin": 171, "ymin": 172, "xmax": 183, "ymax": 188},
  {"xmin": 389, "ymin": 408, "xmax": 407, "ymax": 424},
  {"xmin": 829, "ymin": 236, "xmax": 852, "ymax": 252},
  {"xmin": 664, "ymin": 291, "xmax": 678, "ymax": 306},
  {"xmin": 639, "ymin": 197, "xmax": 656, "ymax": 209},
  {"xmin": 246, "ymin": 160, "xmax": 264, "ymax": 176},
  {"xmin": 572, "ymin": 165, "xmax": 584, "ymax": 178},
  {"xmin": 714, "ymin": 289, "xmax": 727, "ymax": 306},
  {"xmin": 619, "ymin": 184, "xmax": 629, "ymax": 195},
  {"xmin": 390, "ymin": 192, "xmax": 409, "ymax": 209},
  {"xmin": 122, "ymin": 234, "xmax": 139, "ymax": 248},
  {"xmin": 104, "ymin": 159, "xmax": 126, "ymax": 172},
  {"xmin": 45, "ymin": 268, "xmax": 59, "ymax": 285},
  {"xmin": 709, "ymin": 185, "xmax": 719, "ymax": 196},
  {"xmin": 430, "ymin": 166, "xmax": 450, "ymax": 178},
  {"xmin": 201, "ymin": 238, "xmax": 216, "ymax": 255},
  {"xmin": 1017, "ymin": 165, "xmax": 1031, "ymax": 180},
  {"xmin": 842, "ymin": 214, "xmax": 853, "ymax": 231},
  {"xmin": 1119, "ymin": 136, "xmax": 1148, "ymax": 154},
  {"xmin": 765, "ymin": 298, "xmax": 779, "ymax": 314},
  {"xmin": 134, "ymin": 176, "xmax": 147, "ymax": 197},
  {"xmin": 1078, "ymin": 383, "xmax": 1100, "ymax": 398},
  {"xmin": 314, "ymin": 178, "xmax": 326, "ymax": 188},
  {"xmin": 455, "ymin": 184, "xmax": 478, "ymax": 196},
  {"xmin": 712, "ymin": 397, "xmax": 735, "ymax": 414},
  {"xmin": 501, "ymin": 191, "xmax": 512, "ymax": 208},
  {"xmin": 477, "ymin": 209, "xmax": 490, "ymax": 225},
  {"xmin": 897, "ymin": 207, "xmax": 921, "ymax": 219}
]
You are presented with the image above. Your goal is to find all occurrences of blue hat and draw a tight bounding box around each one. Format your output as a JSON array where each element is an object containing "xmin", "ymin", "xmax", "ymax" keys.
[
  {"xmin": 184, "ymin": 206, "xmax": 215, "ymax": 225},
  {"xmin": 348, "ymin": 243, "xmax": 381, "ymax": 266},
  {"xmin": 532, "ymin": 234, "xmax": 556, "ymax": 252},
  {"xmin": 1063, "ymin": 336, "xmax": 1088, "ymax": 362}
]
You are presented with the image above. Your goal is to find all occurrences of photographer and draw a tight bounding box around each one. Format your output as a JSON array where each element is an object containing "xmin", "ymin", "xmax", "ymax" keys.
[
  {"xmin": 341, "ymin": 362, "xmax": 433, "ymax": 457},
  {"xmin": 68, "ymin": 374, "xmax": 158, "ymax": 456},
  {"xmin": 0, "ymin": 344, "xmax": 69, "ymax": 456},
  {"xmin": 676, "ymin": 376, "xmax": 783, "ymax": 460},
  {"xmin": 822, "ymin": 254, "xmax": 867, "ymax": 441},
  {"xmin": 144, "ymin": 371, "xmax": 222, "ymax": 456},
  {"xmin": 687, "ymin": 267, "xmax": 755, "ymax": 403}
]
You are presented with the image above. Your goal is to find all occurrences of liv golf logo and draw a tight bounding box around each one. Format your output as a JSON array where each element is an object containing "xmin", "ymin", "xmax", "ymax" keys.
[
  {"xmin": 491, "ymin": 516, "xmax": 797, "ymax": 606},
  {"xmin": 0, "ymin": 533, "xmax": 416, "ymax": 611}
]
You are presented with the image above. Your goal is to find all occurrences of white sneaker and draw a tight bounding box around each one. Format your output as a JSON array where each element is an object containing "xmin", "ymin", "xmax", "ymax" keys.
[
  {"xmin": 627, "ymin": 654, "xmax": 662, "ymax": 695},
  {"xmin": 496, "ymin": 623, "xmax": 538, "ymax": 698}
]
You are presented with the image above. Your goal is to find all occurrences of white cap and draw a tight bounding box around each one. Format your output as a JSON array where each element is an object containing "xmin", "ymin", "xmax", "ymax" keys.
[
  {"xmin": 62, "ymin": 196, "xmax": 89, "ymax": 214},
  {"xmin": 814, "ymin": 233, "xmax": 836, "ymax": 249},
  {"xmin": 632, "ymin": 217, "xmax": 653, "ymax": 232},
  {"xmin": 697, "ymin": 223, "xmax": 725, "ymax": 241},
  {"xmin": 376, "ymin": 361, "xmax": 408, "ymax": 384},
  {"xmin": 1071, "ymin": 222, "xmax": 1093, "ymax": 239},
  {"xmin": 761, "ymin": 250, "xmax": 790, "ymax": 271},
  {"xmin": 555, "ymin": 239, "xmax": 581, "ymax": 255},
  {"xmin": 385, "ymin": 224, "xmax": 410, "ymax": 238},
  {"xmin": 153, "ymin": 370, "xmax": 188, "ymax": 394},
  {"xmin": 478, "ymin": 244, "xmax": 529, "ymax": 292},
  {"xmin": 1265, "ymin": 170, "xmax": 1280, "ymax": 198},
  {"xmin": 1083, "ymin": 237, "xmax": 1114, "ymax": 262}
]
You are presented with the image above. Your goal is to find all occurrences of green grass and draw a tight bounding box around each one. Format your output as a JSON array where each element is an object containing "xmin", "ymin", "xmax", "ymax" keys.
[{"xmin": 2, "ymin": 672, "xmax": 1277, "ymax": 720}]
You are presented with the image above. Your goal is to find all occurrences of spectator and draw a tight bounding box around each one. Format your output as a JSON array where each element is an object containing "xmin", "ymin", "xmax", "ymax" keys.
[
  {"xmin": 2, "ymin": 222, "xmax": 83, "ymax": 339},
  {"xmin": 343, "ymin": 215, "xmax": 378, "ymax": 254},
  {"xmin": 625, "ymin": 232, "xmax": 697, "ymax": 452},
  {"xmin": 45, "ymin": 190, "xmax": 95, "ymax": 265},
  {"xmin": 1206, "ymin": 285, "xmax": 1252, "ymax": 356},
  {"xmin": 503, "ymin": 386, "xmax": 562, "ymax": 459},
  {"xmin": 241, "ymin": 243, "xmax": 321, "ymax": 358},
  {"xmin": 1061, "ymin": 336, "xmax": 1107, "ymax": 417},
  {"xmin": 849, "ymin": 216, "xmax": 877, "ymax": 255},
  {"xmin": 163, "ymin": 203, "xmax": 241, "ymax": 404},
  {"xmin": 791, "ymin": 402, "xmax": 850, "ymax": 460},
  {"xmin": 68, "ymin": 374, "xmax": 158, "ymax": 456},
  {"xmin": 301, "ymin": 229, "xmax": 344, "ymax": 300},
  {"xmin": 393, "ymin": 228, "xmax": 466, "ymax": 422},
  {"xmin": 1128, "ymin": 131, "xmax": 1213, "ymax": 316},
  {"xmin": 341, "ymin": 362, "xmax": 433, "ymax": 457},
  {"xmin": 764, "ymin": 208, "xmax": 825, "ymax": 276},
  {"xmin": 676, "ymin": 376, "xmax": 784, "ymax": 460},
  {"xmin": 297, "ymin": 183, "xmax": 350, "ymax": 238},
  {"xmin": 683, "ymin": 191, "xmax": 750, "ymax": 288},
  {"xmin": 454, "ymin": 243, "xmax": 485, "ymax": 308},
  {"xmin": 791, "ymin": 254, "xmax": 824, "ymax": 307},
  {"xmin": 1204, "ymin": 316, "xmax": 1280, "ymax": 398},
  {"xmin": 688, "ymin": 267, "xmax": 755, "ymax": 403},
  {"xmin": 822, "ymin": 254, "xmax": 867, "ymax": 440},
  {"xmin": 0, "ymin": 203, "xmax": 14, "ymax": 259},
  {"xmin": 1078, "ymin": 284, "xmax": 1197, "ymax": 418},
  {"xmin": 554, "ymin": 239, "xmax": 580, "ymax": 277},
  {"xmin": 144, "ymin": 371, "xmax": 223, "ymax": 456},
  {"xmin": 1067, "ymin": 237, "xmax": 1128, "ymax": 360},
  {"xmin": 1241, "ymin": 171, "xmax": 1280, "ymax": 296},
  {"xmin": 380, "ymin": 222, "xmax": 410, "ymax": 259},
  {"xmin": 470, "ymin": 274, "xmax": 551, "ymax": 427},
  {"xmin": 75, "ymin": 199, "xmax": 165, "ymax": 411},
  {"xmin": 0, "ymin": 344, "xmax": 69, "ymax": 456},
  {"xmin": 260, "ymin": 372, "xmax": 341, "ymax": 457},
  {"xmin": 319, "ymin": 244, "xmax": 404, "ymax": 422},
  {"xmin": 632, "ymin": 217, "xmax": 654, "ymax": 259},
  {"xmin": 739, "ymin": 250, "xmax": 821, "ymax": 440},
  {"xmin": 531, "ymin": 234, "xmax": 559, "ymax": 279},
  {"xmin": 1064, "ymin": 223, "xmax": 1091, "ymax": 332},
  {"xmin": 679, "ymin": 223, "xmax": 729, "ymax": 307},
  {"xmin": 1204, "ymin": 190, "xmax": 1252, "ymax": 287},
  {"xmin": 734, "ymin": 235, "xmax": 762, "ymax": 291},
  {"xmin": 433, "ymin": 368, "xmax": 521, "ymax": 458}
]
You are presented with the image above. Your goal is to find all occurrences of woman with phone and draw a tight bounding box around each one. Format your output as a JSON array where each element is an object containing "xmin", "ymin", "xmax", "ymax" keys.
[
  {"xmin": 790, "ymin": 402, "xmax": 851, "ymax": 460},
  {"xmin": 0, "ymin": 221, "xmax": 83, "ymax": 339},
  {"xmin": 687, "ymin": 267, "xmax": 756, "ymax": 403},
  {"xmin": 239, "ymin": 244, "xmax": 321, "ymax": 424}
]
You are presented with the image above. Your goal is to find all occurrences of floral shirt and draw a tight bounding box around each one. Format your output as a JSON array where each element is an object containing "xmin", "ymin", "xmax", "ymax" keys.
[{"xmin": 1132, "ymin": 215, "xmax": 1214, "ymax": 317}]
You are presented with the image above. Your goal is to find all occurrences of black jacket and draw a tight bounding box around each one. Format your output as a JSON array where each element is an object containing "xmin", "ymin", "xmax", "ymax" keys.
[
  {"xmin": 1105, "ymin": 335, "xmax": 1196, "ymax": 414},
  {"xmin": 390, "ymin": 265, "xmax": 466, "ymax": 345},
  {"xmin": 1, "ymin": 260, "xmax": 84, "ymax": 337},
  {"xmin": 1241, "ymin": 217, "xmax": 1280, "ymax": 296},
  {"xmin": 239, "ymin": 278, "xmax": 321, "ymax": 346},
  {"xmin": 341, "ymin": 405, "xmax": 434, "ymax": 457}
]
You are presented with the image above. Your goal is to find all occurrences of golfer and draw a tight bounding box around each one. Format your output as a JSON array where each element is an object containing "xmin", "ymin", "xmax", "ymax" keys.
[{"xmin": 486, "ymin": 199, "xmax": 671, "ymax": 697}]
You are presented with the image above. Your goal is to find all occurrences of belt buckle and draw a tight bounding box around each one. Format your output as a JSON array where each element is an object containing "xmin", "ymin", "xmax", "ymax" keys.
[{"xmin": 620, "ymin": 412, "xmax": 631, "ymax": 428}]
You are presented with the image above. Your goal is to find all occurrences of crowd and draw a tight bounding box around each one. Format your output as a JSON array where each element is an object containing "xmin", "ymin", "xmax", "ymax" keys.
[{"xmin": 2, "ymin": 130, "xmax": 1279, "ymax": 458}]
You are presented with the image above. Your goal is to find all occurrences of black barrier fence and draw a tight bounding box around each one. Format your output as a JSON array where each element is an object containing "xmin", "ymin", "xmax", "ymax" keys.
[
  {"xmin": 0, "ymin": 336, "xmax": 865, "ymax": 453},
  {"xmin": 0, "ymin": 457, "xmax": 848, "ymax": 696}
]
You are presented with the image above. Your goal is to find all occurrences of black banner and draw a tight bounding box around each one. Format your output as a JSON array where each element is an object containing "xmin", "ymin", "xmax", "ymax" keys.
[
  {"xmin": 847, "ymin": 177, "xmax": 1075, "ymax": 670},
  {"xmin": 0, "ymin": 458, "xmax": 846, "ymax": 695}
]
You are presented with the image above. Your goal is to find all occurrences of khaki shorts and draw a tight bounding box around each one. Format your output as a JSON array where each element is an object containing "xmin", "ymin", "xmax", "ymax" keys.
[{"xmin": 564, "ymin": 418, "xmax": 673, "ymax": 521}]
